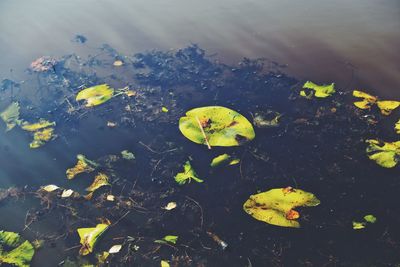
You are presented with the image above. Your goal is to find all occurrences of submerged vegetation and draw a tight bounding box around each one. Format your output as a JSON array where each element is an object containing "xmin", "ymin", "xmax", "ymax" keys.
[{"xmin": 0, "ymin": 41, "xmax": 399, "ymax": 266}]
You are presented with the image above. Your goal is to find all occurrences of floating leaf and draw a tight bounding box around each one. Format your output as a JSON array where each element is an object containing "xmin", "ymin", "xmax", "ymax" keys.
[
  {"xmin": 364, "ymin": 214, "xmax": 377, "ymax": 224},
  {"xmin": 352, "ymin": 221, "xmax": 366, "ymax": 230},
  {"xmin": 86, "ymin": 173, "xmax": 110, "ymax": 193},
  {"xmin": 376, "ymin": 100, "xmax": 400, "ymax": 115},
  {"xmin": 162, "ymin": 107, "xmax": 169, "ymax": 113},
  {"xmin": 366, "ymin": 139, "xmax": 400, "ymax": 168},
  {"xmin": 163, "ymin": 202, "xmax": 177, "ymax": 211},
  {"xmin": 66, "ymin": 154, "xmax": 98, "ymax": 179},
  {"xmin": 121, "ymin": 150, "xmax": 135, "ymax": 160},
  {"xmin": 106, "ymin": 195, "xmax": 115, "ymax": 201},
  {"xmin": 76, "ymin": 84, "xmax": 114, "ymax": 107},
  {"xmin": 21, "ymin": 119, "xmax": 55, "ymax": 132},
  {"xmin": 352, "ymin": 90, "xmax": 400, "ymax": 115},
  {"xmin": 0, "ymin": 102, "xmax": 21, "ymax": 131},
  {"xmin": 229, "ymin": 159, "xmax": 240, "ymax": 165},
  {"xmin": 113, "ymin": 60, "xmax": 124, "ymax": 67},
  {"xmin": 0, "ymin": 230, "xmax": 35, "ymax": 267},
  {"xmin": 155, "ymin": 235, "xmax": 178, "ymax": 245},
  {"xmin": 243, "ymin": 187, "xmax": 320, "ymax": 228},
  {"xmin": 108, "ymin": 244, "xmax": 122, "ymax": 254},
  {"xmin": 300, "ymin": 81, "xmax": 335, "ymax": 98},
  {"xmin": 179, "ymin": 106, "xmax": 255, "ymax": 147},
  {"xmin": 210, "ymin": 154, "xmax": 231, "ymax": 167},
  {"xmin": 161, "ymin": 260, "xmax": 170, "ymax": 267},
  {"xmin": 174, "ymin": 161, "xmax": 203, "ymax": 185},
  {"xmin": 77, "ymin": 221, "xmax": 111, "ymax": 255},
  {"xmin": 352, "ymin": 90, "xmax": 378, "ymax": 109},
  {"xmin": 396, "ymin": 119, "xmax": 400, "ymax": 134},
  {"xmin": 61, "ymin": 189, "xmax": 74, "ymax": 198},
  {"xmin": 30, "ymin": 127, "xmax": 55, "ymax": 148},
  {"xmin": 41, "ymin": 184, "xmax": 60, "ymax": 192}
]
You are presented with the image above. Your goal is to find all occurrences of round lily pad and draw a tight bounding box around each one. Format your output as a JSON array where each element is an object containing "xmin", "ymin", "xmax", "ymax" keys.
[{"xmin": 179, "ymin": 106, "xmax": 255, "ymax": 147}]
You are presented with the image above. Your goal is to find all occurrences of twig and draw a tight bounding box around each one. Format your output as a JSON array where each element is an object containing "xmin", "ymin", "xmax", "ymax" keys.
[
  {"xmin": 139, "ymin": 141, "xmax": 178, "ymax": 154},
  {"xmin": 185, "ymin": 196, "xmax": 204, "ymax": 229},
  {"xmin": 64, "ymin": 245, "xmax": 81, "ymax": 251},
  {"xmin": 112, "ymin": 211, "xmax": 131, "ymax": 227},
  {"xmin": 195, "ymin": 116, "xmax": 211, "ymax": 149}
]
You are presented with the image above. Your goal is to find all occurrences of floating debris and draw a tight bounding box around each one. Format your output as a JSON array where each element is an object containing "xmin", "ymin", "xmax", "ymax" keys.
[
  {"xmin": 77, "ymin": 220, "xmax": 111, "ymax": 255},
  {"xmin": 121, "ymin": 150, "xmax": 135, "ymax": 160},
  {"xmin": 66, "ymin": 154, "xmax": 98, "ymax": 179},
  {"xmin": 0, "ymin": 102, "xmax": 21, "ymax": 131}
]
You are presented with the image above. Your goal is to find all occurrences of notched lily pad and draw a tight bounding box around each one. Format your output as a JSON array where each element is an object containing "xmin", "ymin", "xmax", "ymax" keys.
[
  {"xmin": 77, "ymin": 220, "xmax": 111, "ymax": 255},
  {"xmin": 243, "ymin": 187, "xmax": 320, "ymax": 228},
  {"xmin": 179, "ymin": 106, "xmax": 255, "ymax": 147},
  {"xmin": 76, "ymin": 84, "xmax": 114, "ymax": 107},
  {"xmin": 366, "ymin": 139, "xmax": 400, "ymax": 168},
  {"xmin": 174, "ymin": 161, "xmax": 203, "ymax": 185},
  {"xmin": 300, "ymin": 81, "xmax": 335, "ymax": 98},
  {"xmin": 0, "ymin": 230, "xmax": 35, "ymax": 267}
]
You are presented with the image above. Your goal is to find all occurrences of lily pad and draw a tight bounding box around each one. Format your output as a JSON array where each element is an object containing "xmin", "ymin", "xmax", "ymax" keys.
[
  {"xmin": 243, "ymin": 187, "xmax": 320, "ymax": 228},
  {"xmin": 77, "ymin": 220, "xmax": 111, "ymax": 255},
  {"xmin": 179, "ymin": 106, "xmax": 255, "ymax": 147},
  {"xmin": 0, "ymin": 102, "xmax": 21, "ymax": 131},
  {"xmin": 66, "ymin": 154, "xmax": 98, "ymax": 179},
  {"xmin": 174, "ymin": 161, "xmax": 203, "ymax": 185},
  {"xmin": 0, "ymin": 230, "xmax": 35, "ymax": 267},
  {"xmin": 366, "ymin": 139, "xmax": 400, "ymax": 168},
  {"xmin": 300, "ymin": 81, "xmax": 335, "ymax": 98},
  {"xmin": 76, "ymin": 84, "xmax": 114, "ymax": 107}
]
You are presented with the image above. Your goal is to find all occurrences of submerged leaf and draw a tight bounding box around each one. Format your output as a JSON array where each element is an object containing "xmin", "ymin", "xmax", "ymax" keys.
[
  {"xmin": 352, "ymin": 90, "xmax": 378, "ymax": 109},
  {"xmin": 366, "ymin": 139, "xmax": 400, "ymax": 168},
  {"xmin": 174, "ymin": 161, "xmax": 203, "ymax": 185},
  {"xmin": 0, "ymin": 102, "xmax": 21, "ymax": 131},
  {"xmin": 300, "ymin": 81, "xmax": 335, "ymax": 98},
  {"xmin": 86, "ymin": 173, "xmax": 110, "ymax": 193},
  {"xmin": 66, "ymin": 154, "xmax": 98, "ymax": 179},
  {"xmin": 155, "ymin": 235, "xmax": 178, "ymax": 245},
  {"xmin": 76, "ymin": 84, "xmax": 114, "ymax": 107},
  {"xmin": 253, "ymin": 111, "xmax": 282, "ymax": 128},
  {"xmin": 121, "ymin": 150, "xmax": 135, "ymax": 160},
  {"xmin": 0, "ymin": 230, "xmax": 35, "ymax": 267},
  {"xmin": 77, "ymin": 221, "xmax": 111, "ymax": 255},
  {"xmin": 243, "ymin": 187, "xmax": 320, "ymax": 228},
  {"xmin": 179, "ymin": 106, "xmax": 255, "ymax": 147}
]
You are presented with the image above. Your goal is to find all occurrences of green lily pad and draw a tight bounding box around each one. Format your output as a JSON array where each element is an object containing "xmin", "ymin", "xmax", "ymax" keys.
[
  {"xmin": 300, "ymin": 81, "xmax": 335, "ymax": 98},
  {"xmin": 179, "ymin": 106, "xmax": 255, "ymax": 147},
  {"xmin": 366, "ymin": 139, "xmax": 400, "ymax": 168},
  {"xmin": 0, "ymin": 102, "xmax": 21, "ymax": 131},
  {"xmin": 174, "ymin": 161, "xmax": 203, "ymax": 185},
  {"xmin": 76, "ymin": 84, "xmax": 114, "ymax": 107},
  {"xmin": 243, "ymin": 187, "xmax": 320, "ymax": 228},
  {"xmin": 77, "ymin": 221, "xmax": 111, "ymax": 255},
  {"xmin": 0, "ymin": 230, "xmax": 35, "ymax": 267}
]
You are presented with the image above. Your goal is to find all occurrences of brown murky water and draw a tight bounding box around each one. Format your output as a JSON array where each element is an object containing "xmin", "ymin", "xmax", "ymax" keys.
[{"xmin": 1, "ymin": 0, "xmax": 399, "ymax": 96}]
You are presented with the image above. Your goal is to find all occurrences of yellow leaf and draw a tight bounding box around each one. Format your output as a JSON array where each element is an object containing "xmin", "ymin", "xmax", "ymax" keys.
[
  {"xmin": 66, "ymin": 154, "xmax": 98, "ymax": 179},
  {"xmin": 76, "ymin": 84, "xmax": 114, "ymax": 107},
  {"xmin": 395, "ymin": 119, "xmax": 400, "ymax": 134},
  {"xmin": 30, "ymin": 127, "xmax": 55, "ymax": 148},
  {"xmin": 161, "ymin": 260, "xmax": 170, "ymax": 267},
  {"xmin": 86, "ymin": 173, "xmax": 110, "ymax": 193},
  {"xmin": 377, "ymin": 100, "xmax": 400, "ymax": 115},
  {"xmin": 21, "ymin": 119, "xmax": 55, "ymax": 132},
  {"xmin": 77, "ymin": 221, "xmax": 111, "ymax": 255},
  {"xmin": 352, "ymin": 90, "xmax": 378, "ymax": 110},
  {"xmin": 243, "ymin": 188, "xmax": 320, "ymax": 228},
  {"xmin": 366, "ymin": 139, "xmax": 400, "ymax": 168}
]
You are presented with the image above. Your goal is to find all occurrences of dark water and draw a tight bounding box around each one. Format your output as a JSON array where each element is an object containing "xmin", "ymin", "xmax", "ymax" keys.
[{"xmin": 0, "ymin": 1, "xmax": 400, "ymax": 267}]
